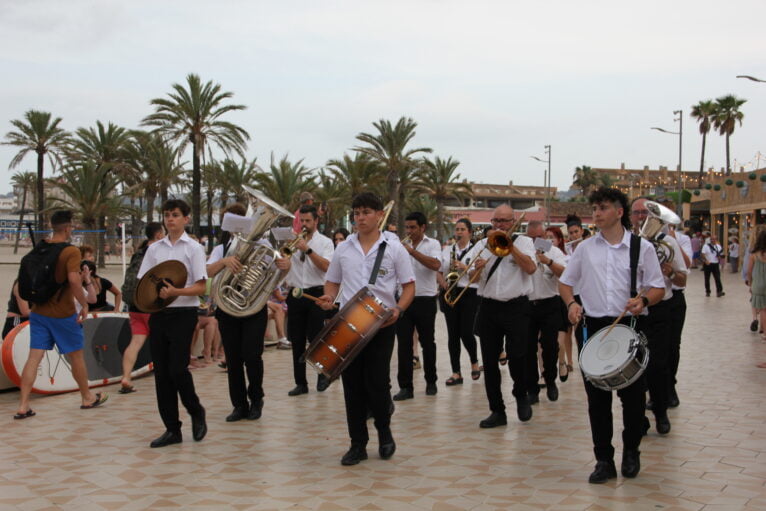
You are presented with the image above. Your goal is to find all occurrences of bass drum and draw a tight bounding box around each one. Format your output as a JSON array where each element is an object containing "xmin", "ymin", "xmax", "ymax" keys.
[{"xmin": 579, "ymin": 323, "xmax": 649, "ymax": 391}]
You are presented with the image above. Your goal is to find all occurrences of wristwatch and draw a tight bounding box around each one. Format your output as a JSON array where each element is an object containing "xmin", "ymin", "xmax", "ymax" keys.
[{"xmin": 305, "ymin": 248, "xmax": 313, "ymax": 256}]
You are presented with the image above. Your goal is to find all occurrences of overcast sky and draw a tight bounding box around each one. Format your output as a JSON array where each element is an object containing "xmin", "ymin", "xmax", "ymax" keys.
[{"xmin": 1, "ymin": 0, "xmax": 765, "ymax": 196}]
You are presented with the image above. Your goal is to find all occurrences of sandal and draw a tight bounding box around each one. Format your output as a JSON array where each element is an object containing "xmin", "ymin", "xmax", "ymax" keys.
[
  {"xmin": 567, "ymin": 364, "xmax": 574, "ymax": 373},
  {"xmin": 413, "ymin": 356, "xmax": 421, "ymax": 369},
  {"xmin": 471, "ymin": 369, "xmax": 481, "ymax": 381},
  {"xmin": 445, "ymin": 375, "xmax": 463, "ymax": 386},
  {"xmin": 498, "ymin": 353, "xmax": 508, "ymax": 366},
  {"xmin": 13, "ymin": 409, "xmax": 35, "ymax": 420},
  {"xmin": 118, "ymin": 385, "xmax": 136, "ymax": 394},
  {"xmin": 81, "ymin": 393, "xmax": 109, "ymax": 409}
]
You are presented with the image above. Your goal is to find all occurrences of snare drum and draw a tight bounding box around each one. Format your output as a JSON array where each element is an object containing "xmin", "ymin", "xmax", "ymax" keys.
[
  {"xmin": 579, "ymin": 323, "xmax": 650, "ymax": 391},
  {"xmin": 304, "ymin": 287, "xmax": 393, "ymax": 381}
]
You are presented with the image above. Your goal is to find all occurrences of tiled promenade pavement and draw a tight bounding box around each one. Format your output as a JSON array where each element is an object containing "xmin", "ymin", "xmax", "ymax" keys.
[{"xmin": 1, "ymin": 269, "xmax": 765, "ymax": 510}]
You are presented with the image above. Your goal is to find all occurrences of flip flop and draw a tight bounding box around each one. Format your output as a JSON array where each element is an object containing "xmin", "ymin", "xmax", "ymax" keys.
[
  {"xmin": 471, "ymin": 369, "xmax": 481, "ymax": 380},
  {"xmin": 499, "ymin": 354, "xmax": 508, "ymax": 366},
  {"xmin": 118, "ymin": 385, "xmax": 136, "ymax": 394},
  {"xmin": 13, "ymin": 409, "xmax": 35, "ymax": 420},
  {"xmin": 81, "ymin": 393, "xmax": 109, "ymax": 409}
]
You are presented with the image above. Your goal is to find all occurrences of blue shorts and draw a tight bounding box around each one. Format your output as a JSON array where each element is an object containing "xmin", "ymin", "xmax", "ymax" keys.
[{"xmin": 29, "ymin": 312, "xmax": 84, "ymax": 354}]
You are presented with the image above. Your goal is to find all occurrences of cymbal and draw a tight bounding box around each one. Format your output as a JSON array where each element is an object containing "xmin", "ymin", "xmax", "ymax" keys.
[{"xmin": 134, "ymin": 260, "xmax": 188, "ymax": 313}]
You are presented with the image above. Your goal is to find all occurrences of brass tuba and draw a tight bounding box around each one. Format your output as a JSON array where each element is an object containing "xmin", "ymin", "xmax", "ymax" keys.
[
  {"xmin": 638, "ymin": 200, "xmax": 681, "ymax": 264},
  {"xmin": 211, "ymin": 186, "xmax": 294, "ymax": 317}
]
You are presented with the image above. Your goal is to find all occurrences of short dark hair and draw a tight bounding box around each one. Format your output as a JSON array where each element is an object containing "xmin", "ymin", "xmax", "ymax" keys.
[
  {"xmin": 351, "ymin": 192, "xmax": 384, "ymax": 211},
  {"xmin": 162, "ymin": 199, "xmax": 190, "ymax": 217},
  {"xmin": 456, "ymin": 218, "xmax": 472, "ymax": 231},
  {"xmin": 565, "ymin": 214, "xmax": 582, "ymax": 228},
  {"xmin": 51, "ymin": 210, "xmax": 73, "ymax": 228},
  {"xmin": 80, "ymin": 259, "xmax": 98, "ymax": 277},
  {"xmin": 588, "ymin": 187, "xmax": 631, "ymax": 230},
  {"xmin": 405, "ymin": 211, "xmax": 427, "ymax": 227},
  {"xmin": 145, "ymin": 222, "xmax": 164, "ymax": 240},
  {"xmin": 225, "ymin": 203, "xmax": 247, "ymax": 217},
  {"xmin": 299, "ymin": 204, "xmax": 319, "ymax": 219},
  {"xmin": 332, "ymin": 227, "xmax": 349, "ymax": 240}
]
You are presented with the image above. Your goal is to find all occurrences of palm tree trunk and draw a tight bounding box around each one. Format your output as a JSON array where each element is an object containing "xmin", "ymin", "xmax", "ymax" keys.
[
  {"xmin": 36, "ymin": 150, "xmax": 44, "ymax": 232},
  {"xmin": 97, "ymin": 215, "xmax": 107, "ymax": 269},
  {"xmin": 388, "ymin": 169, "xmax": 400, "ymax": 233},
  {"xmin": 699, "ymin": 132, "xmax": 707, "ymax": 186},
  {"xmin": 14, "ymin": 186, "xmax": 27, "ymax": 254},
  {"xmin": 436, "ymin": 199, "xmax": 445, "ymax": 242},
  {"xmin": 725, "ymin": 133, "xmax": 731, "ymax": 175},
  {"xmin": 192, "ymin": 141, "xmax": 202, "ymax": 237},
  {"xmin": 146, "ymin": 192, "xmax": 156, "ymax": 223},
  {"xmin": 206, "ymin": 190, "xmax": 214, "ymax": 252}
]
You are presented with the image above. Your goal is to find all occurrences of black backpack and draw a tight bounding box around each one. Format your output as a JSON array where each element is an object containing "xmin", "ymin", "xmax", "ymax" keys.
[
  {"xmin": 18, "ymin": 241, "xmax": 71, "ymax": 305},
  {"xmin": 121, "ymin": 246, "xmax": 147, "ymax": 306}
]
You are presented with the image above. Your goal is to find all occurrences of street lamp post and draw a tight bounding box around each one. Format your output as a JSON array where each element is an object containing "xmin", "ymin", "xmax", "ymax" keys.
[
  {"xmin": 651, "ymin": 110, "xmax": 683, "ymax": 217},
  {"xmin": 531, "ymin": 145, "xmax": 551, "ymax": 226}
]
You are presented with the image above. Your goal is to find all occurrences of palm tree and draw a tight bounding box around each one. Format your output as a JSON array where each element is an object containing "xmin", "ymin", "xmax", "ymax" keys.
[
  {"xmin": 127, "ymin": 131, "xmax": 186, "ymax": 222},
  {"xmin": 353, "ymin": 117, "xmax": 432, "ymax": 231},
  {"xmin": 255, "ymin": 153, "xmax": 317, "ymax": 210},
  {"xmin": 201, "ymin": 161, "xmax": 223, "ymax": 251},
  {"xmin": 142, "ymin": 73, "xmax": 250, "ymax": 236},
  {"xmin": 713, "ymin": 94, "xmax": 747, "ymax": 175},
  {"xmin": 572, "ymin": 165, "xmax": 600, "ymax": 196},
  {"xmin": 10, "ymin": 171, "xmax": 36, "ymax": 254},
  {"xmin": 314, "ymin": 170, "xmax": 348, "ymax": 232},
  {"xmin": 690, "ymin": 100, "xmax": 717, "ymax": 185},
  {"xmin": 326, "ymin": 153, "xmax": 385, "ymax": 203},
  {"xmin": 2, "ymin": 110, "xmax": 69, "ymax": 230},
  {"xmin": 219, "ymin": 157, "xmax": 260, "ymax": 210},
  {"xmin": 416, "ymin": 156, "xmax": 473, "ymax": 242}
]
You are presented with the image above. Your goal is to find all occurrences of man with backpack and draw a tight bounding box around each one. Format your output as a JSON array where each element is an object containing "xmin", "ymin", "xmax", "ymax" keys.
[
  {"xmin": 118, "ymin": 222, "xmax": 165, "ymax": 394},
  {"xmin": 14, "ymin": 210, "xmax": 108, "ymax": 420}
]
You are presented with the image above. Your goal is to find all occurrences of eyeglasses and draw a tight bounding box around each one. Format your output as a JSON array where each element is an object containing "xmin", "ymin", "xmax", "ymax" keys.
[
  {"xmin": 491, "ymin": 218, "xmax": 513, "ymax": 223},
  {"xmin": 631, "ymin": 210, "xmax": 649, "ymax": 216}
]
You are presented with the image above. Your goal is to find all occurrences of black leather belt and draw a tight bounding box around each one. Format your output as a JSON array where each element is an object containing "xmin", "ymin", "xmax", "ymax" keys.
[
  {"xmin": 484, "ymin": 295, "xmax": 528, "ymax": 305},
  {"xmin": 530, "ymin": 296, "xmax": 558, "ymax": 306}
]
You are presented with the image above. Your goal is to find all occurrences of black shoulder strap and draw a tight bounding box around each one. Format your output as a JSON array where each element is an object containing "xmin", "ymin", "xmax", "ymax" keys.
[
  {"xmin": 486, "ymin": 257, "xmax": 503, "ymax": 283},
  {"xmin": 630, "ymin": 233, "xmax": 640, "ymax": 298},
  {"xmin": 369, "ymin": 241, "xmax": 387, "ymax": 285},
  {"xmin": 457, "ymin": 242, "xmax": 475, "ymax": 262}
]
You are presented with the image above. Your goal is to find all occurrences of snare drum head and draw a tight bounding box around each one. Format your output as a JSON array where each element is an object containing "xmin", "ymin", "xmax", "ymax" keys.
[{"xmin": 580, "ymin": 324, "xmax": 636, "ymax": 376}]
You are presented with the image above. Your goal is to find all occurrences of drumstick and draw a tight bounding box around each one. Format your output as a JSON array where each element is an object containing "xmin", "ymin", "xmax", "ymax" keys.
[
  {"xmin": 601, "ymin": 289, "xmax": 646, "ymax": 339},
  {"xmin": 302, "ymin": 292, "xmax": 339, "ymax": 309}
]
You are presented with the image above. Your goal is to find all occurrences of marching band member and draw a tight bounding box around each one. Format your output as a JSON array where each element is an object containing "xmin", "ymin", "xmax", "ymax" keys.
[
  {"xmin": 630, "ymin": 198, "xmax": 688, "ymax": 434},
  {"xmin": 665, "ymin": 223, "xmax": 692, "ymax": 407},
  {"xmin": 439, "ymin": 218, "xmax": 481, "ymax": 386},
  {"xmin": 560, "ymin": 188, "xmax": 665, "ymax": 483},
  {"xmin": 285, "ymin": 204, "xmax": 334, "ymax": 396},
  {"xmin": 206, "ymin": 203, "xmax": 291, "ymax": 422},
  {"xmin": 394, "ymin": 212, "xmax": 442, "ymax": 400},
  {"xmin": 317, "ymin": 193, "xmax": 415, "ymax": 466},
  {"xmin": 525, "ymin": 221, "xmax": 567, "ymax": 403},
  {"xmin": 467, "ymin": 204, "xmax": 537, "ymax": 428}
]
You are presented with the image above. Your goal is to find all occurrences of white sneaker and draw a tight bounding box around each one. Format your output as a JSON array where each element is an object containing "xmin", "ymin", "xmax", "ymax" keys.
[{"xmin": 277, "ymin": 338, "xmax": 292, "ymax": 350}]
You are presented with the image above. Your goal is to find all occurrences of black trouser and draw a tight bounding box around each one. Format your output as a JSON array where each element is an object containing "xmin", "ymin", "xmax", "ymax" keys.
[
  {"xmin": 396, "ymin": 295, "xmax": 437, "ymax": 389},
  {"xmin": 576, "ymin": 315, "xmax": 646, "ymax": 462},
  {"xmin": 216, "ymin": 308, "xmax": 267, "ymax": 410},
  {"xmin": 441, "ymin": 287, "xmax": 479, "ymax": 374},
  {"xmin": 477, "ymin": 296, "xmax": 529, "ymax": 414},
  {"xmin": 287, "ymin": 287, "xmax": 327, "ymax": 387},
  {"xmin": 148, "ymin": 307, "xmax": 204, "ymax": 433},
  {"xmin": 666, "ymin": 290, "xmax": 686, "ymax": 391},
  {"xmin": 643, "ymin": 298, "xmax": 672, "ymax": 418},
  {"xmin": 703, "ymin": 263, "xmax": 723, "ymax": 293},
  {"xmin": 341, "ymin": 324, "xmax": 396, "ymax": 446},
  {"xmin": 526, "ymin": 296, "xmax": 561, "ymax": 394}
]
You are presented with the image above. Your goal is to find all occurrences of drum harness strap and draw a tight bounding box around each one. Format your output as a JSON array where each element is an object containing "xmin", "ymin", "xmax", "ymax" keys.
[
  {"xmin": 369, "ymin": 241, "xmax": 387, "ymax": 285},
  {"xmin": 583, "ymin": 233, "xmax": 641, "ymax": 345}
]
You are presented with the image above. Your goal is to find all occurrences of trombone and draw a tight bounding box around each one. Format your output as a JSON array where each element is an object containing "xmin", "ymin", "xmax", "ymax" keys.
[{"xmin": 443, "ymin": 213, "xmax": 525, "ymax": 307}]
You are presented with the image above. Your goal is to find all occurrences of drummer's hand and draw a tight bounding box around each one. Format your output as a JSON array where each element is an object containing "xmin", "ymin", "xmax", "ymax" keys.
[
  {"xmin": 660, "ymin": 262, "xmax": 673, "ymax": 277},
  {"xmin": 223, "ymin": 256, "xmax": 243, "ymax": 273},
  {"xmin": 275, "ymin": 257, "xmax": 291, "ymax": 271},
  {"xmin": 568, "ymin": 303, "xmax": 582, "ymax": 325},
  {"xmin": 159, "ymin": 283, "xmax": 177, "ymax": 299},
  {"xmin": 626, "ymin": 296, "xmax": 644, "ymax": 315},
  {"xmin": 316, "ymin": 294, "xmax": 335, "ymax": 311},
  {"xmin": 382, "ymin": 307, "xmax": 400, "ymax": 327}
]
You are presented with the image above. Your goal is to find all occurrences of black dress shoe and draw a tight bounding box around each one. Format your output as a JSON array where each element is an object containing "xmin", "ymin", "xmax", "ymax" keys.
[
  {"xmin": 546, "ymin": 382, "xmax": 559, "ymax": 402},
  {"xmin": 751, "ymin": 319, "xmax": 759, "ymax": 332},
  {"xmin": 588, "ymin": 460, "xmax": 617, "ymax": 484},
  {"xmin": 425, "ymin": 383, "xmax": 438, "ymax": 396},
  {"xmin": 192, "ymin": 407, "xmax": 207, "ymax": 441},
  {"xmin": 226, "ymin": 407, "xmax": 248, "ymax": 422},
  {"xmin": 621, "ymin": 449, "xmax": 641, "ymax": 478},
  {"xmin": 393, "ymin": 388, "xmax": 413, "ymax": 401},
  {"xmin": 150, "ymin": 430, "xmax": 182, "ymax": 448},
  {"xmin": 379, "ymin": 441, "xmax": 396, "ymax": 459},
  {"xmin": 288, "ymin": 384, "xmax": 309, "ymax": 396},
  {"xmin": 655, "ymin": 414, "xmax": 671, "ymax": 435},
  {"xmin": 248, "ymin": 400, "xmax": 263, "ymax": 420},
  {"xmin": 479, "ymin": 412, "xmax": 507, "ymax": 428},
  {"xmin": 340, "ymin": 444, "xmax": 368, "ymax": 466},
  {"xmin": 528, "ymin": 392, "xmax": 540, "ymax": 405},
  {"xmin": 317, "ymin": 376, "xmax": 330, "ymax": 392},
  {"xmin": 642, "ymin": 416, "xmax": 651, "ymax": 436},
  {"xmin": 668, "ymin": 388, "xmax": 679, "ymax": 408},
  {"xmin": 516, "ymin": 397, "xmax": 533, "ymax": 422}
]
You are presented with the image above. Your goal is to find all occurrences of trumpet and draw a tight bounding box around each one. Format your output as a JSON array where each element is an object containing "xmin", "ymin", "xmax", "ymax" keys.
[
  {"xmin": 443, "ymin": 213, "xmax": 525, "ymax": 306},
  {"xmin": 280, "ymin": 227, "xmax": 309, "ymax": 257},
  {"xmin": 400, "ymin": 235, "xmax": 411, "ymax": 245}
]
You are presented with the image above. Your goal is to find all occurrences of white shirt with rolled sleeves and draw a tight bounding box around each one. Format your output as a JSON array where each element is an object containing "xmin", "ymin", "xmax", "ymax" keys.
[
  {"xmin": 440, "ymin": 242, "xmax": 478, "ymax": 289},
  {"xmin": 326, "ymin": 232, "xmax": 415, "ymax": 309},
  {"xmin": 137, "ymin": 232, "xmax": 208, "ymax": 308},
  {"xmin": 285, "ymin": 232, "xmax": 334, "ymax": 289},
  {"xmin": 466, "ymin": 234, "xmax": 536, "ymax": 301},
  {"xmin": 657, "ymin": 234, "xmax": 688, "ymax": 300},
  {"xmin": 559, "ymin": 228, "xmax": 665, "ymax": 318},
  {"xmin": 529, "ymin": 245, "xmax": 567, "ymax": 301},
  {"xmin": 407, "ymin": 235, "xmax": 441, "ymax": 297}
]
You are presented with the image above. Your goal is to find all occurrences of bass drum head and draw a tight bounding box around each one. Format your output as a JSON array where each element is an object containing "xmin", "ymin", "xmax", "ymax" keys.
[{"xmin": 580, "ymin": 323, "xmax": 636, "ymax": 377}]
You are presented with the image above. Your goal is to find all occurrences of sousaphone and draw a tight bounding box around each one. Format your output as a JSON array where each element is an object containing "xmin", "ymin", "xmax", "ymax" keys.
[{"xmin": 133, "ymin": 260, "xmax": 188, "ymax": 313}]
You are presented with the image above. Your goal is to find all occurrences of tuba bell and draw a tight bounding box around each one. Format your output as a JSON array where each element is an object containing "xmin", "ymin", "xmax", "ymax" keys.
[
  {"xmin": 638, "ymin": 200, "xmax": 681, "ymax": 264},
  {"xmin": 211, "ymin": 186, "xmax": 294, "ymax": 317}
]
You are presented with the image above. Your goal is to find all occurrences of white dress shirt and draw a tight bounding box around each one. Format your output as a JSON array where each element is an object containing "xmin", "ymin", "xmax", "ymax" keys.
[
  {"xmin": 285, "ymin": 232, "xmax": 334, "ymax": 289},
  {"xmin": 701, "ymin": 242, "xmax": 723, "ymax": 264},
  {"xmin": 138, "ymin": 232, "xmax": 208, "ymax": 308},
  {"xmin": 656, "ymin": 235, "xmax": 689, "ymax": 300},
  {"xmin": 466, "ymin": 234, "xmax": 536, "ymax": 301},
  {"xmin": 440, "ymin": 240, "xmax": 478, "ymax": 289},
  {"xmin": 671, "ymin": 231, "xmax": 692, "ymax": 291},
  {"xmin": 528, "ymin": 245, "xmax": 567, "ymax": 301},
  {"xmin": 559, "ymin": 228, "xmax": 665, "ymax": 317},
  {"xmin": 408, "ymin": 235, "xmax": 441, "ymax": 297},
  {"xmin": 207, "ymin": 238, "xmax": 273, "ymax": 266},
  {"xmin": 326, "ymin": 232, "xmax": 415, "ymax": 309}
]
